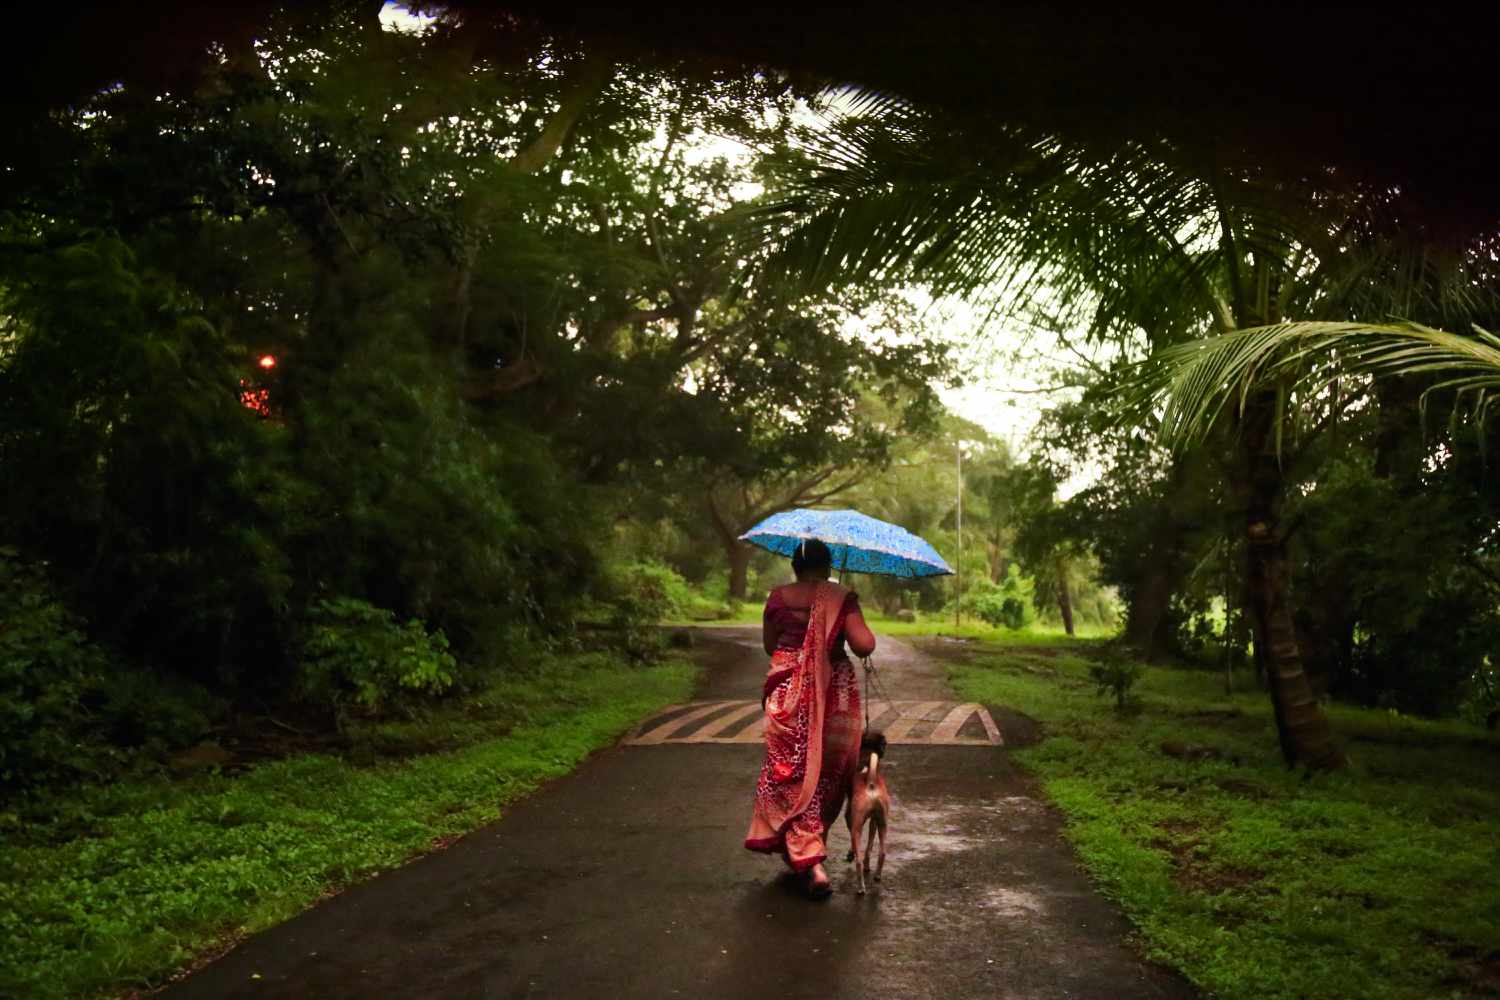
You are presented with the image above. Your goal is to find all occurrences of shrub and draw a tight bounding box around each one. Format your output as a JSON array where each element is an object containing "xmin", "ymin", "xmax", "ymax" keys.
[
  {"xmin": 685, "ymin": 596, "xmax": 734, "ymax": 621},
  {"xmin": 957, "ymin": 577, "xmax": 1000, "ymax": 617},
  {"xmin": 971, "ymin": 590, "xmax": 1009, "ymax": 628},
  {"xmin": 960, "ymin": 567, "xmax": 1037, "ymax": 630},
  {"xmin": 972, "ymin": 591, "xmax": 1027, "ymax": 631},
  {"xmin": 0, "ymin": 548, "xmax": 110, "ymax": 793},
  {"xmin": 88, "ymin": 670, "xmax": 221, "ymax": 752},
  {"xmin": 608, "ymin": 561, "xmax": 694, "ymax": 621},
  {"xmin": 599, "ymin": 561, "xmax": 701, "ymax": 659},
  {"xmin": 300, "ymin": 598, "xmax": 457, "ymax": 723},
  {"xmin": 1089, "ymin": 647, "xmax": 1145, "ymax": 713}
]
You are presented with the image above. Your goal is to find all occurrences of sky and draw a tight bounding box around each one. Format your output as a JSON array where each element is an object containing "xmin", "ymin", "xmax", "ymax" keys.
[{"xmin": 916, "ymin": 298, "xmax": 1100, "ymax": 498}]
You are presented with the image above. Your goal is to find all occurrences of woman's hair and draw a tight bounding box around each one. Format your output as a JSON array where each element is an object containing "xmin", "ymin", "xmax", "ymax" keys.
[{"xmin": 791, "ymin": 538, "xmax": 833, "ymax": 576}]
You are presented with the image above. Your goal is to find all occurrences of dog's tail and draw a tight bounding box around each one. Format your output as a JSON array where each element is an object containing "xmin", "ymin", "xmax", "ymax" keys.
[{"xmin": 861, "ymin": 730, "xmax": 887, "ymax": 794}]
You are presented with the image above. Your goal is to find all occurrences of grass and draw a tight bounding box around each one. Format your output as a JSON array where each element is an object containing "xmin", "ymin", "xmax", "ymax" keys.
[
  {"xmin": 869, "ymin": 614, "xmax": 1115, "ymax": 642},
  {"xmin": 0, "ymin": 651, "xmax": 698, "ymax": 1000},
  {"xmin": 943, "ymin": 637, "xmax": 1500, "ymax": 1000},
  {"xmin": 664, "ymin": 596, "xmax": 1116, "ymax": 642}
]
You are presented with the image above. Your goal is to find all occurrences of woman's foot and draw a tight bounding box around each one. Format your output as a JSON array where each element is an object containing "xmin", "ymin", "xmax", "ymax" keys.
[{"xmin": 805, "ymin": 863, "xmax": 833, "ymax": 899}]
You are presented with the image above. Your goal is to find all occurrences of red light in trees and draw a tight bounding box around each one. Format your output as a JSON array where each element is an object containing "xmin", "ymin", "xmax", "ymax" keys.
[
  {"xmin": 239, "ymin": 382, "xmax": 271, "ymax": 416},
  {"xmin": 258, "ymin": 354, "xmax": 277, "ymax": 369}
]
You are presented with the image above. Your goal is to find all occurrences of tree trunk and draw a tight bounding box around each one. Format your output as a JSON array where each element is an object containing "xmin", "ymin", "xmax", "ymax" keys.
[
  {"xmin": 1123, "ymin": 449, "xmax": 1208, "ymax": 655},
  {"xmin": 1126, "ymin": 565, "xmax": 1172, "ymax": 653},
  {"xmin": 1240, "ymin": 390, "xmax": 1345, "ymax": 770},
  {"xmin": 727, "ymin": 543, "xmax": 752, "ymax": 601},
  {"xmin": 1055, "ymin": 553, "xmax": 1075, "ymax": 636},
  {"xmin": 988, "ymin": 535, "xmax": 1005, "ymax": 583}
]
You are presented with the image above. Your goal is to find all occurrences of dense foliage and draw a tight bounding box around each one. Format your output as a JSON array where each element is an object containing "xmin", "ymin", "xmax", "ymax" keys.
[
  {"xmin": 0, "ymin": 6, "xmax": 956, "ymax": 797},
  {"xmin": 3, "ymin": 0, "xmax": 1493, "ymax": 795}
]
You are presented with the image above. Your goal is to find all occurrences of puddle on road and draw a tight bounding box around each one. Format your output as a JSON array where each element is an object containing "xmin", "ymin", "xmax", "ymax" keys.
[
  {"xmin": 884, "ymin": 804, "xmax": 980, "ymax": 862},
  {"xmin": 978, "ymin": 795, "xmax": 1048, "ymax": 832},
  {"xmin": 834, "ymin": 797, "xmax": 1057, "ymax": 955},
  {"xmin": 979, "ymin": 886, "xmax": 1047, "ymax": 918},
  {"xmin": 880, "ymin": 795, "xmax": 1043, "ymax": 863}
]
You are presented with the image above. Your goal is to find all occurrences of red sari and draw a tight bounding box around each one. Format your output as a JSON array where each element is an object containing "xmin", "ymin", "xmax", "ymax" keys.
[{"xmin": 743, "ymin": 581, "xmax": 863, "ymax": 871}]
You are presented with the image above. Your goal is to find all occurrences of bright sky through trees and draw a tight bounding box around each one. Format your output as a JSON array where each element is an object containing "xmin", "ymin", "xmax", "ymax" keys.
[{"xmin": 374, "ymin": 1, "xmax": 1102, "ymax": 491}]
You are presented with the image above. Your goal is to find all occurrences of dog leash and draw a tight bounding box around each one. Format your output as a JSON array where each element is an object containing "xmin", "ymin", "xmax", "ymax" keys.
[{"xmin": 861, "ymin": 655, "xmax": 897, "ymax": 730}]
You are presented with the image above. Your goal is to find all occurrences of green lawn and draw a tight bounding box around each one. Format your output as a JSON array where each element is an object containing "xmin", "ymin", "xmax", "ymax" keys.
[
  {"xmin": 0, "ymin": 652, "xmax": 698, "ymax": 1000},
  {"xmin": 944, "ymin": 638, "xmax": 1500, "ymax": 1000},
  {"xmin": 869, "ymin": 614, "xmax": 1115, "ymax": 642},
  {"xmin": 664, "ymin": 601, "xmax": 1114, "ymax": 642}
]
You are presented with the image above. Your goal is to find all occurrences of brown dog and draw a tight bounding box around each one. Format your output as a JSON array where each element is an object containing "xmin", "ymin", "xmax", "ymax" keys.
[{"xmin": 844, "ymin": 731, "xmax": 890, "ymax": 894}]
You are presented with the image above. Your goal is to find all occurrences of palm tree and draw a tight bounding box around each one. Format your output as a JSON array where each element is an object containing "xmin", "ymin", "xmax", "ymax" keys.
[
  {"xmin": 1136, "ymin": 321, "xmax": 1500, "ymax": 450},
  {"xmin": 746, "ymin": 97, "xmax": 1499, "ymax": 768}
]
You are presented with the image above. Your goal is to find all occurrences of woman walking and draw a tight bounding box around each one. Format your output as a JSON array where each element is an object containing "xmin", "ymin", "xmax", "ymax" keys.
[{"xmin": 744, "ymin": 539, "xmax": 877, "ymax": 898}]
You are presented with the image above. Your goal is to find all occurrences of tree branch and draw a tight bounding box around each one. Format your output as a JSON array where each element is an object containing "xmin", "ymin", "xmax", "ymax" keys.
[
  {"xmin": 463, "ymin": 356, "xmax": 544, "ymax": 398},
  {"xmin": 585, "ymin": 304, "xmax": 677, "ymax": 350},
  {"xmin": 675, "ymin": 318, "xmax": 750, "ymax": 366},
  {"xmin": 321, "ymin": 192, "xmax": 361, "ymax": 256},
  {"xmin": 739, "ymin": 468, "xmax": 867, "ymax": 531},
  {"xmin": 509, "ymin": 53, "xmax": 611, "ymax": 175},
  {"xmin": 794, "ymin": 475, "xmax": 862, "ymax": 507},
  {"xmin": 705, "ymin": 489, "xmax": 744, "ymax": 548}
]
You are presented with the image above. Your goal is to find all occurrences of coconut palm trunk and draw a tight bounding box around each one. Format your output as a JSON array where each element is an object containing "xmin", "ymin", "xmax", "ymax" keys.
[{"xmin": 1239, "ymin": 387, "xmax": 1346, "ymax": 769}]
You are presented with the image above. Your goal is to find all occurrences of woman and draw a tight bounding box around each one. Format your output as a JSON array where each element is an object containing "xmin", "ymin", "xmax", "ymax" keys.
[{"xmin": 744, "ymin": 539, "xmax": 877, "ymax": 898}]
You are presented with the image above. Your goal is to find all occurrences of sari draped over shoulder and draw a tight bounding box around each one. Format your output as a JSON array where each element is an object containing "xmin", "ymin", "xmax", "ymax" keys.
[{"xmin": 744, "ymin": 580, "xmax": 863, "ymax": 871}]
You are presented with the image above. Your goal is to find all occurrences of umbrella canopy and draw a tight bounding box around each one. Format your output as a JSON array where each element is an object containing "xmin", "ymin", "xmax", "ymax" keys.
[{"xmin": 739, "ymin": 508, "xmax": 954, "ymax": 579}]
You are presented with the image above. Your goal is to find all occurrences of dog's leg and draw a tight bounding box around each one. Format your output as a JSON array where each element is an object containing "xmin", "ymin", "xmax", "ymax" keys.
[
  {"xmin": 863, "ymin": 819, "xmax": 876, "ymax": 878},
  {"xmin": 844, "ymin": 797, "xmax": 856, "ymax": 862},
  {"xmin": 850, "ymin": 808, "xmax": 867, "ymax": 895},
  {"xmin": 874, "ymin": 813, "xmax": 887, "ymax": 883}
]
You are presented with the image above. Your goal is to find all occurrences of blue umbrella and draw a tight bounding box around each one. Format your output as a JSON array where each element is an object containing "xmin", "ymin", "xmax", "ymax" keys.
[{"xmin": 739, "ymin": 508, "xmax": 954, "ymax": 579}]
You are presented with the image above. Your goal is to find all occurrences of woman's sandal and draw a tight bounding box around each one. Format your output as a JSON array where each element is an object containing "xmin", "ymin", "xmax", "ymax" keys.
[{"xmin": 805, "ymin": 866, "xmax": 833, "ymax": 899}]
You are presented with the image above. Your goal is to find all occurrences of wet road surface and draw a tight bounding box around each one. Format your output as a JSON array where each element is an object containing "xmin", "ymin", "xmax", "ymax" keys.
[{"xmin": 163, "ymin": 629, "xmax": 1195, "ymax": 1000}]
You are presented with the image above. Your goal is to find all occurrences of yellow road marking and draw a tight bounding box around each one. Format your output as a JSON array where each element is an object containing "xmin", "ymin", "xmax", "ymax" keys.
[
  {"xmin": 631, "ymin": 702, "xmax": 739, "ymax": 745},
  {"xmin": 695, "ymin": 701, "xmax": 763, "ymax": 738},
  {"xmin": 883, "ymin": 701, "xmax": 945, "ymax": 739},
  {"xmin": 621, "ymin": 701, "xmax": 1003, "ymax": 746},
  {"xmin": 928, "ymin": 702, "xmax": 985, "ymax": 741}
]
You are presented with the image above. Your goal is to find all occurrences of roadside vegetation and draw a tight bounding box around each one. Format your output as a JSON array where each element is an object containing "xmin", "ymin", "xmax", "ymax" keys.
[
  {"xmin": 945, "ymin": 636, "xmax": 1500, "ymax": 1000},
  {"xmin": 0, "ymin": 650, "xmax": 697, "ymax": 1000}
]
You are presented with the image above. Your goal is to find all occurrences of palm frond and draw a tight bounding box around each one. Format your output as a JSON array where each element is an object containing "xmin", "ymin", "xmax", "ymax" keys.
[
  {"xmin": 1128, "ymin": 321, "xmax": 1500, "ymax": 450},
  {"xmin": 738, "ymin": 98, "xmax": 1500, "ymax": 461}
]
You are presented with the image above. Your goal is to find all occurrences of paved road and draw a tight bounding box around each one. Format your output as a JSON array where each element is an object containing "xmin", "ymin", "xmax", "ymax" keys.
[{"xmin": 164, "ymin": 629, "xmax": 1195, "ymax": 1000}]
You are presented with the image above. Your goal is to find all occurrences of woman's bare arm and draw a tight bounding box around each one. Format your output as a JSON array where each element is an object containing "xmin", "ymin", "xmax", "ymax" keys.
[
  {"xmin": 763, "ymin": 612, "xmax": 781, "ymax": 656},
  {"xmin": 844, "ymin": 610, "xmax": 876, "ymax": 658}
]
